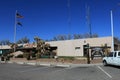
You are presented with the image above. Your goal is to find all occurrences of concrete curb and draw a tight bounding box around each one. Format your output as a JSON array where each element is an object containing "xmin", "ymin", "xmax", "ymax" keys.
[
  {"xmin": 39, "ymin": 63, "xmax": 51, "ymax": 67},
  {"xmin": 7, "ymin": 61, "xmax": 102, "ymax": 68},
  {"xmin": 7, "ymin": 61, "xmax": 13, "ymax": 64},
  {"xmin": 16, "ymin": 62, "xmax": 24, "ymax": 64},
  {"xmin": 26, "ymin": 62, "xmax": 36, "ymax": 66},
  {"xmin": 70, "ymin": 63, "xmax": 103, "ymax": 68},
  {"xmin": 8, "ymin": 61, "xmax": 71, "ymax": 67},
  {"xmin": 55, "ymin": 64, "xmax": 70, "ymax": 68}
]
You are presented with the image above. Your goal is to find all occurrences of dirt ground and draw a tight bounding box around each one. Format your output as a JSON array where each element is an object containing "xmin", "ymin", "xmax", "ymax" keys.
[{"xmin": 10, "ymin": 58, "xmax": 103, "ymax": 64}]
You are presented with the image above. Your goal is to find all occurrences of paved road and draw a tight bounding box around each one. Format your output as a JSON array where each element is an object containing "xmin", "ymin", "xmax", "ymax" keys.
[{"xmin": 0, "ymin": 63, "xmax": 119, "ymax": 80}]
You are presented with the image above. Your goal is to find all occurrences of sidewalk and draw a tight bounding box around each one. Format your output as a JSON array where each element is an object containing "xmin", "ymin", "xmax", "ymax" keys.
[{"xmin": 7, "ymin": 58, "xmax": 103, "ymax": 67}]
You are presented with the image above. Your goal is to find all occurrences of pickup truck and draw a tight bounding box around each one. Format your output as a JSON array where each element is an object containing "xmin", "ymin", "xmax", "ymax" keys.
[{"xmin": 103, "ymin": 51, "xmax": 120, "ymax": 66}]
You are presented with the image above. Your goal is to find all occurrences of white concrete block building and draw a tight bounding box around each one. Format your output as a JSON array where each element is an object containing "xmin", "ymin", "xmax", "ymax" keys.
[
  {"xmin": 0, "ymin": 36, "xmax": 113, "ymax": 57},
  {"xmin": 47, "ymin": 36, "xmax": 112, "ymax": 57}
]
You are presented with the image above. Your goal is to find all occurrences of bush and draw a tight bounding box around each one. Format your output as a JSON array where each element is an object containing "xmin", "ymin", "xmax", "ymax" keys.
[
  {"xmin": 9, "ymin": 54, "xmax": 14, "ymax": 58},
  {"xmin": 16, "ymin": 54, "xmax": 23, "ymax": 58},
  {"xmin": 58, "ymin": 56, "xmax": 75, "ymax": 60},
  {"xmin": 36, "ymin": 53, "xmax": 41, "ymax": 59},
  {"xmin": 23, "ymin": 52, "xmax": 30, "ymax": 60},
  {"xmin": 31, "ymin": 53, "xmax": 36, "ymax": 57}
]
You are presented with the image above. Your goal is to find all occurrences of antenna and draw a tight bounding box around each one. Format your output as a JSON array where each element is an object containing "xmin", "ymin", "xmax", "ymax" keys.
[
  {"xmin": 67, "ymin": 0, "xmax": 71, "ymax": 36},
  {"xmin": 86, "ymin": 5, "xmax": 92, "ymax": 38}
]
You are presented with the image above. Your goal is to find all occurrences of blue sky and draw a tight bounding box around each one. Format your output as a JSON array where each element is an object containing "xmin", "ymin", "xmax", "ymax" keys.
[{"xmin": 0, "ymin": 0, "xmax": 120, "ymax": 42}]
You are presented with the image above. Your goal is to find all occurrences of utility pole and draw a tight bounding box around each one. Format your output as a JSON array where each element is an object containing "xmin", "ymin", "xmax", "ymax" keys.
[
  {"xmin": 110, "ymin": 10, "xmax": 114, "ymax": 52},
  {"xmin": 86, "ymin": 5, "xmax": 91, "ymax": 64},
  {"xmin": 87, "ymin": 43, "xmax": 90, "ymax": 64}
]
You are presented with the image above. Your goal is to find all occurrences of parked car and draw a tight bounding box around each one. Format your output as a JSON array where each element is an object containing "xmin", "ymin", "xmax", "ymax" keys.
[{"xmin": 103, "ymin": 51, "xmax": 120, "ymax": 66}]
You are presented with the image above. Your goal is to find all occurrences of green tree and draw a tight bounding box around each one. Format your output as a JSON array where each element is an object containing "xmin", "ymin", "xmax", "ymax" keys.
[
  {"xmin": 34, "ymin": 36, "xmax": 45, "ymax": 59},
  {"xmin": 34, "ymin": 36, "xmax": 51, "ymax": 59},
  {"xmin": 10, "ymin": 43, "xmax": 18, "ymax": 52}
]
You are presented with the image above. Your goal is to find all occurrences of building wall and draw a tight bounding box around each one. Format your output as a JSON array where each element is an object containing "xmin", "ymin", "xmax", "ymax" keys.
[
  {"xmin": 46, "ymin": 36, "xmax": 112, "ymax": 57},
  {"xmin": 0, "ymin": 45, "xmax": 11, "ymax": 49},
  {"xmin": 0, "ymin": 37, "xmax": 112, "ymax": 57}
]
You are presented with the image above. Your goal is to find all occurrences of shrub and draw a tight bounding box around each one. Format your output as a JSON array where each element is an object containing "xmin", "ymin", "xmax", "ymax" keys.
[
  {"xmin": 36, "ymin": 53, "xmax": 41, "ymax": 59},
  {"xmin": 9, "ymin": 54, "xmax": 14, "ymax": 58},
  {"xmin": 58, "ymin": 56, "xmax": 75, "ymax": 60},
  {"xmin": 23, "ymin": 52, "xmax": 30, "ymax": 60},
  {"xmin": 31, "ymin": 53, "xmax": 36, "ymax": 57},
  {"xmin": 16, "ymin": 54, "xmax": 23, "ymax": 58}
]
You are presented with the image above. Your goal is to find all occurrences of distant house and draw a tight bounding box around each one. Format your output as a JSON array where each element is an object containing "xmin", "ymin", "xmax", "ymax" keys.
[
  {"xmin": 0, "ymin": 43, "xmax": 36, "ymax": 55},
  {"xmin": 0, "ymin": 45, "xmax": 11, "ymax": 55}
]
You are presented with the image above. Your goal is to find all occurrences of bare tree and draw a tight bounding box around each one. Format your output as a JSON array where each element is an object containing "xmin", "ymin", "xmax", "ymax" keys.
[
  {"xmin": 22, "ymin": 37, "xmax": 30, "ymax": 43},
  {"xmin": 53, "ymin": 36, "xmax": 58, "ymax": 41},
  {"xmin": 92, "ymin": 33, "xmax": 99, "ymax": 38},
  {"xmin": 73, "ymin": 34, "xmax": 83, "ymax": 39},
  {"xmin": 83, "ymin": 33, "xmax": 90, "ymax": 38},
  {"xmin": 17, "ymin": 37, "xmax": 30, "ymax": 44},
  {"xmin": 114, "ymin": 37, "xmax": 120, "ymax": 44},
  {"xmin": 67, "ymin": 34, "xmax": 72, "ymax": 40},
  {"xmin": 52, "ymin": 34, "xmax": 72, "ymax": 41},
  {"xmin": 0, "ymin": 41, "xmax": 2, "ymax": 45},
  {"xmin": 0, "ymin": 40, "xmax": 11, "ymax": 45},
  {"xmin": 16, "ymin": 40, "xmax": 22, "ymax": 44},
  {"xmin": 51, "ymin": 33, "xmax": 99, "ymax": 41},
  {"xmin": 5, "ymin": 40, "xmax": 11, "ymax": 45}
]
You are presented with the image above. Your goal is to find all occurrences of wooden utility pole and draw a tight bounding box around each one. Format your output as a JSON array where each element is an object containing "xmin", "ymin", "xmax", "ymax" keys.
[{"xmin": 87, "ymin": 43, "xmax": 90, "ymax": 64}]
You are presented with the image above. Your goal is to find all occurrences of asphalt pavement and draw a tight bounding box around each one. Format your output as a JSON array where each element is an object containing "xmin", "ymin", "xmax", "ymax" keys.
[{"xmin": 0, "ymin": 63, "xmax": 119, "ymax": 80}]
